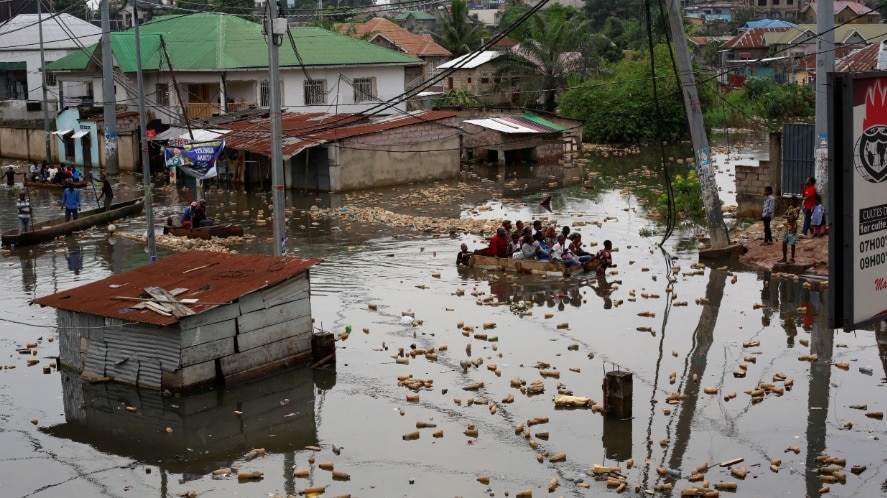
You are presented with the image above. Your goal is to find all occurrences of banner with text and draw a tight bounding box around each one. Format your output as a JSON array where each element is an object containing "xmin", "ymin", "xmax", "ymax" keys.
[{"xmin": 164, "ymin": 140, "xmax": 225, "ymax": 180}]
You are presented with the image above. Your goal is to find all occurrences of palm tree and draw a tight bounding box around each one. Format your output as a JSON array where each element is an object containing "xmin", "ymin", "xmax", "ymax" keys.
[
  {"xmin": 433, "ymin": 0, "xmax": 486, "ymax": 57},
  {"xmin": 494, "ymin": 11, "xmax": 602, "ymax": 111}
]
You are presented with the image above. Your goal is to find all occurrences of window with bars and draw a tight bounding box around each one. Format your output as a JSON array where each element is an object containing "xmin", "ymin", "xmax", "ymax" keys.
[
  {"xmin": 353, "ymin": 77, "xmax": 376, "ymax": 103},
  {"xmin": 260, "ymin": 80, "xmax": 270, "ymax": 107},
  {"xmin": 304, "ymin": 79, "xmax": 326, "ymax": 105},
  {"xmin": 155, "ymin": 83, "xmax": 169, "ymax": 106}
]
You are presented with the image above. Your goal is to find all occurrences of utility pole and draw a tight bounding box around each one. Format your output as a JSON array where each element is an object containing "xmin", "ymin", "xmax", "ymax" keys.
[
  {"xmin": 814, "ymin": 0, "xmax": 834, "ymax": 204},
  {"xmin": 267, "ymin": 0, "xmax": 287, "ymax": 256},
  {"xmin": 37, "ymin": 0, "xmax": 51, "ymax": 162},
  {"xmin": 133, "ymin": 4, "xmax": 156, "ymax": 261},
  {"xmin": 665, "ymin": 0, "xmax": 729, "ymax": 250},
  {"xmin": 101, "ymin": 0, "xmax": 119, "ymax": 174}
]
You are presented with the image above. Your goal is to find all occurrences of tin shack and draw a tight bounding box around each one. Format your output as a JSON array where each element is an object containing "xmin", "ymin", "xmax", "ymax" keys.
[{"xmin": 32, "ymin": 251, "xmax": 322, "ymax": 390}]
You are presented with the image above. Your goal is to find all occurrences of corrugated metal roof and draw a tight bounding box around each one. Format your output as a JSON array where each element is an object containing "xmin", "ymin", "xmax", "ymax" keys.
[
  {"xmin": 464, "ymin": 115, "xmax": 566, "ymax": 134},
  {"xmin": 393, "ymin": 11, "xmax": 437, "ymax": 21},
  {"xmin": 800, "ymin": 1, "xmax": 878, "ymax": 16},
  {"xmin": 48, "ymin": 13, "xmax": 420, "ymax": 73},
  {"xmin": 721, "ymin": 27, "xmax": 792, "ymax": 50},
  {"xmin": 836, "ymin": 42, "xmax": 880, "ymax": 72},
  {"xmin": 0, "ymin": 14, "xmax": 101, "ymax": 52},
  {"xmin": 32, "ymin": 251, "xmax": 321, "ymax": 327},
  {"xmin": 216, "ymin": 110, "xmax": 457, "ymax": 159},
  {"xmin": 437, "ymin": 50, "xmax": 501, "ymax": 70},
  {"xmin": 336, "ymin": 18, "xmax": 451, "ymax": 58}
]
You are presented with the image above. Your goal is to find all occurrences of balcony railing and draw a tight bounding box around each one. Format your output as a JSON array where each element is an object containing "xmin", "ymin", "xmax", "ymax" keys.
[{"xmin": 184, "ymin": 101, "xmax": 257, "ymax": 120}]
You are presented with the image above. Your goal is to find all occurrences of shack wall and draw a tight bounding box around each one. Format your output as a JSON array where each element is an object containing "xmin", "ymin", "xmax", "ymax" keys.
[
  {"xmin": 0, "ymin": 126, "xmax": 138, "ymax": 170},
  {"xmin": 332, "ymin": 121, "xmax": 461, "ymax": 191}
]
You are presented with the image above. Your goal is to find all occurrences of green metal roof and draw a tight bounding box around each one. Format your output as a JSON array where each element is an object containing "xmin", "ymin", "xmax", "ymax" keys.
[
  {"xmin": 522, "ymin": 113, "xmax": 567, "ymax": 132},
  {"xmin": 47, "ymin": 13, "xmax": 420, "ymax": 73},
  {"xmin": 0, "ymin": 61, "xmax": 26, "ymax": 70},
  {"xmin": 393, "ymin": 11, "xmax": 437, "ymax": 21}
]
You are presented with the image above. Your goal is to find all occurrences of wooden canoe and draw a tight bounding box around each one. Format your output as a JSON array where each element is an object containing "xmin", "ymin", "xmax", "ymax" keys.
[
  {"xmin": 24, "ymin": 180, "xmax": 90, "ymax": 189},
  {"xmin": 162, "ymin": 224, "xmax": 244, "ymax": 239},
  {"xmin": 469, "ymin": 254, "xmax": 599, "ymax": 277},
  {"xmin": 1, "ymin": 198, "xmax": 145, "ymax": 247}
]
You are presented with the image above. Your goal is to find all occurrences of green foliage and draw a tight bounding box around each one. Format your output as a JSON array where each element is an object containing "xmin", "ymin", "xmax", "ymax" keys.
[
  {"xmin": 432, "ymin": 0, "xmax": 486, "ymax": 56},
  {"xmin": 657, "ymin": 169, "xmax": 704, "ymax": 219},
  {"xmin": 499, "ymin": 6, "xmax": 532, "ymax": 42},
  {"xmin": 433, "ymin": 88, "xmax": 481, "ymax": 107},
  {"xmin": 584, "ymin": 0, "xmax": 645, "ymax": 30},
  {"xmin": 493, "ymin": 10, "xmax": 604, "ymax": 111},
  {"xmin": 53, "ymin": 0, "xmax": 91, "ymax": 20},
  {"xmin": 703, "ymin": 76, "xmax": 815, "ymax": 128},
  {"xmin": 602, "ymin": 17, "xmax": 647, "ymax": 51},
  {"xmin": 638, "ymin": 227, "xmax": 654, "ymax": 237},
  {"xmin": 560, "ymin": 44, "xmax": 712, "ymax": 144}
]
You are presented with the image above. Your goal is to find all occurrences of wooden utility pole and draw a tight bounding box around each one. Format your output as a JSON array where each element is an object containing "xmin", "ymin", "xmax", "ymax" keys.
[{"xmin": 665, "ymin": 0, "xmax": 730, "ymax": 250}]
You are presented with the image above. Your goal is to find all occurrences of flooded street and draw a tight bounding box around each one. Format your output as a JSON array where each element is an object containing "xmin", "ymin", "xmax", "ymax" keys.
[{"xmin": 0, "ymin": 143, "xmax": 885, "ymax": 498}]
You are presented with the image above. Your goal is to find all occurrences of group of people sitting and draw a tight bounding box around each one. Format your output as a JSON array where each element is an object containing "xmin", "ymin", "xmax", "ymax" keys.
[
  {"xmin": 179, "ymin": 199, "xmax": 214, "ymax": 228},
  {"xmin": 458, "ymin": 219, "xmax": 615, "ymax": 277},
  {"xmin": 28, "ymin": 161, "xmax": 80, "ymax": 184}
]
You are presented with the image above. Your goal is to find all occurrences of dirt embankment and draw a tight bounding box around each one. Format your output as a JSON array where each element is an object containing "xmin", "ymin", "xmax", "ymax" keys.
[{"xmin": 734, "ymin": 220, "xmax": 829, "ymax": 275}]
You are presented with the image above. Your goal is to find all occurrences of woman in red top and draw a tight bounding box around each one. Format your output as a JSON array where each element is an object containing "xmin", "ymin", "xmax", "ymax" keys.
[{"xmin": 801, "ymin": 177, "xmax": 817, "ymax": 236}]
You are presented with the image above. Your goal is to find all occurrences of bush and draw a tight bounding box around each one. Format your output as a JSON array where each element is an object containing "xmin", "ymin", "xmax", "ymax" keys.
[{"xmin": 657, "ymin": 169, "xmax": 704, "ymax": 219}]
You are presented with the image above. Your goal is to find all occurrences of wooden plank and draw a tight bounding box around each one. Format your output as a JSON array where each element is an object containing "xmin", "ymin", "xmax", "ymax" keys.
[
  {"xmin": 161, "ymin": 359, "xmax": 217, "ymax": 390},
  {"xmin": 220, "ymin": 336, "xmax": 311, "ymax": 377},
  {"xmin": 180, "ymin": 320, "xmax": 237, "ymax": 348},
  {"xmin": 178, "ymin": 303, "xmax": 241, "ymax": 329},
  {"xmin": 144, "ymin": 287, "xmax": 195, "ymax": 317},
  {"xmin": 238, "ymin": 274, "xmax": 308, "ymax": 314},
  {"xmin": 237, "ymin": 317, "xmax": 311, "ymax": 352},
  {"xmin": 262, "ymin": 273, "xmax": 308, "ymax": 308},
  {"xmin": 237, "ymin": 298, "xmax": 310, "ymax": 334},
  {"xmin": 181, "ymin": 337, "xmax": 235, "ymax": 367},
  {"xmin": 237, "ymin": 291, "xmax": 266, "ymax": 315}
]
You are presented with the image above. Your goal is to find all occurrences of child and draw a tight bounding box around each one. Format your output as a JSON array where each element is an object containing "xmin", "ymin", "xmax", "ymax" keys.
[
  {"xmin": 456, "ymin": 243, "xmax": 472, "ymax": 266},
  {"xmin": 811, "ymin": 194, "xmax": 825, "ymax": 237},
  {"xmin": 779, "ymin": 196, "xmax": 800, "ymax": 263},
  {"xmin": 762, "ymin": 186, "xmax": 775, "ymax": 245}
]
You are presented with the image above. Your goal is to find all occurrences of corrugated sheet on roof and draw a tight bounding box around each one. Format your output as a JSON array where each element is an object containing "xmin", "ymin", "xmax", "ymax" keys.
[
  {"xmin": 48, "ymin": 13, "xmax": 421, "ymax": 73},
  {"xmin": 215, "ymin": 110, "xmax": 457, "ymax": 158},
  {"xmin": 0, "ymin": 14, "xmax": 101, "ymax": 52},
  {"xmin": 464, "ymin": 115, "xmax": 567, "ymax": 134},
  {"xmin": 721, "ymin": 27, "xmax": 792, "ymax": 50},
  {"xmin": 32, "ymin": 251, "xmax": 321, "ymax": 327},
  {"xmin": 336, "ymin": 18, "xmax": 451, "ymax": 58}
]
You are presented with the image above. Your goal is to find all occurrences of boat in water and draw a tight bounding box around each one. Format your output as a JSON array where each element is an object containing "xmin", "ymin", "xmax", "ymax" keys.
[{"xmin": 1, "ymin": 198, "xmax": 145, "ymax": 247}]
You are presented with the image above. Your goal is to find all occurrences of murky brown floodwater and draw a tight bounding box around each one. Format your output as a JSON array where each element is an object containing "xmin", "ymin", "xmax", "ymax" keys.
[{"xmin": 0, "ymin": 140, "xmax": 884, "ymax": 497}]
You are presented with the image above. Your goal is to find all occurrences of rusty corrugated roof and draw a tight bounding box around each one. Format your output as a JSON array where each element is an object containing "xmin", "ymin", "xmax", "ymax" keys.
[
  {"xmin": 32, "ymin": 251, "xmax": 321, "ymax": 327},
  {"xmin": 836, "ymin": 43, "xmax": 879, "ymax": 72},
  {"xmin": 721, "ymin": 28, "xmax": 791, "ymax": 50},
  {"xmin": 217, "ymin": 110, "xmax": 458, "ymax": 159}
]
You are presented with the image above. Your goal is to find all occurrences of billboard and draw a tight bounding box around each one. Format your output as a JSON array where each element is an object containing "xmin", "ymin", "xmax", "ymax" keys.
[
  {"xmin": 830, "ymin": 71, "xmax": 887, "ymax": 330},
  {"xmin": 164, "ymin": 141, "xmax": 225, "ymax": 180}
]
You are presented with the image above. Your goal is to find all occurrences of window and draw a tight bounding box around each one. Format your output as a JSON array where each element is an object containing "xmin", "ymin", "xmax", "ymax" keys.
[
  {"xmin": 353, "ymin": 77, "xmax": 376, "ymax": 103},
  {"xmin": 757, "ymin": 0, "xmax": 765, "ymax": 6},
  {"xmin": 467, "ymin": 77, "xmax": 473, "ymax": 83},
  {"xmin": 260, "ymin": 80, "xmax": 270, "ymax": 107},
  {"xmin": 155, "ymin": 83, "xmax": 169, "ymax": 106},
  {"xmin": 481, "ymin": 77, "xmax": 490, "ymax": 84},
  {"xmin": 787, "ymin": 0, "xmax": 793, "ymax": 4},
  {"xmin": 304, "ymin": 79, "xmax": 326, "ymax": 105},
  {"xmin": 44, "ymin": 64, "xmax": 56, "ymax": 86},
  {"xmin": 772, "ymin": 0, "xmax": 779, "ymax": 5},
  {"xmin": 447, "ymin": 77, "xmax": 453, "ymax": 89}
]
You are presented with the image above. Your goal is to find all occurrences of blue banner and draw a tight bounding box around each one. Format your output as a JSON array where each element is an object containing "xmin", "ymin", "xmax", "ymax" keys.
[{"xmin": 165, "ymin": 140, "xmax": 225, "ymax": 180}]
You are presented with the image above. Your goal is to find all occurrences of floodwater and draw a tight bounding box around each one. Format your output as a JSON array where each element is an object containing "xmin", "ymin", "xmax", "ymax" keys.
[{"xmin": 0, "ymin": 142, "xmax": 884, "ymax": 498}]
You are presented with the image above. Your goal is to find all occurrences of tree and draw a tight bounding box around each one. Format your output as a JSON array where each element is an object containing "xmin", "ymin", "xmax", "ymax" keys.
[
  {"xmin": 433, "ymin": 0, "xmax": 486, "ymax": 57},
  {"xmin": 493, "ymin": 10, "xmax": 602, "ymax": 111},
  {"xmin": 559, "ymin": 44, "xmax": 716, "ymax": 144},
  {"xmin": 584, "ymin": 0, "xmax": 644, "ymax": 30},
  {"xmin": 53, "ymin": 0, "xmax": 91, "ymax": 21},
  {"xmin": 499, "ymin": 6, "xmax": 532, "ymax": 43}
]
